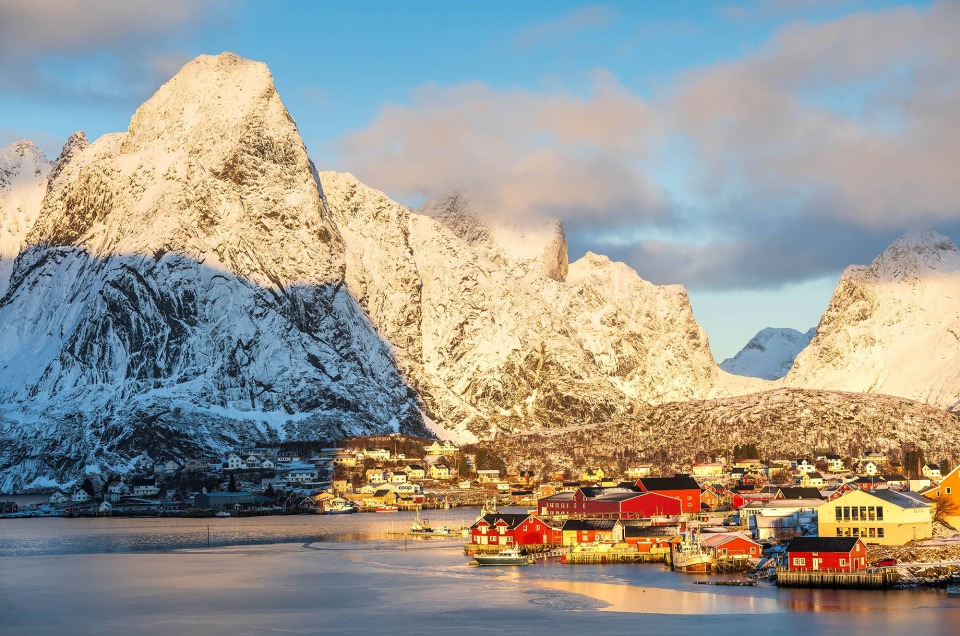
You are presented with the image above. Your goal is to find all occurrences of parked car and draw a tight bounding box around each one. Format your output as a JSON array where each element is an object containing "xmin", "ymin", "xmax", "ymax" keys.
[{"xmin": 872, "ymin": 558, "xmax": 898, "ymax": 567}]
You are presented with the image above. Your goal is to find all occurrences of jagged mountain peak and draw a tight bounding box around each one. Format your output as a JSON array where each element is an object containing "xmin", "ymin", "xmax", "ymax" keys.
[
  {"xmin": 420, "ymin": 192, "xmax": 569, "ymax": 282},
  {"xmin": 1, "ymin": 139, "xmax": 52, "ymax": 294},
  {"xmin": 720, "ymin": 327, "xmax": 815, "ymax": 381},
  {"xmin": 868, "ymin": 228, "xmax": 960, "ymax": 282}
]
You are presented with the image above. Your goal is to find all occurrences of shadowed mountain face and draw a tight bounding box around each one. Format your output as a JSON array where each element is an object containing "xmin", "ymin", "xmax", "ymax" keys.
[{"xmin": 0, "ymin": 247, "xmax": 426, "ymax": 491}]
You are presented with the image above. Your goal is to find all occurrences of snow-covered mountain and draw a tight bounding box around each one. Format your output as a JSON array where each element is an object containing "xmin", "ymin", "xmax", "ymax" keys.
[
  {"xmin": 720, "ymin": 327, "xmax": 815, "ymax": 380},
  {"xmin": 0, "ymin": 53, "xmax": 424, "ymax": 490},
  {"xmin": 0, "ymin": 140, "xmax": 51, "ymax": 296},
  {"xmin": 786, "ymin": 230, "xmax": 960, "ymax": 410},
  {"xmin": 321, "ymin": 177, "xmax": 726, "ymax": 441},
  {"xmin": 3, "ymin": 52, "xmax": 959, "ymax": 490}
]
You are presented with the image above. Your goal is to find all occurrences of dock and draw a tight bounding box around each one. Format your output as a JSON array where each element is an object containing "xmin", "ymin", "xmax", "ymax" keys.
[
  {"xmin": 563, "ymin": 546, "xmax": 667, "ymax": 565},
  {"xmin": 776, "ymin": 568, "xmax": 895, "ymax": 589}
]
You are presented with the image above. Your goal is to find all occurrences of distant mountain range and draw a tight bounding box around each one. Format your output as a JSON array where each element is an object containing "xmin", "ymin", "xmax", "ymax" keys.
[
  {"xmin": 721, "ymin": 327, "xmax": 816, "ymax": 380},
  {"xmin": 1, "ymin": 52, "xmax": 958, "ymax": 489}
]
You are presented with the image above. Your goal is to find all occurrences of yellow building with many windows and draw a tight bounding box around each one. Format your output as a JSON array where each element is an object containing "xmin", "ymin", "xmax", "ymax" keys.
[{"xmin": 818, "ymin": 488, "xmax": 933, "ymax": 545}]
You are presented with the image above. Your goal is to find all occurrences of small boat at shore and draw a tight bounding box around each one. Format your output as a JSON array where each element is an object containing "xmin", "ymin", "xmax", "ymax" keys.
[
  {"xmin": 672, "ymin": 533, "xmax": 714, "ymax": 573},
  {"xmin": 472, "ymin": 547, "xmax": 531, "ymax": 566},
  {"xmin": 409, "ymin": 509, "xmax": 453, "ymax": 535},
  {"xmin": 375, "ymin": 505, "xmax": 399, "ymax": 513},
  {"xmin": 947, "ymin": 585, "xmax": 960, "ymax": 597},
  {"xmin": 324, "ymin": 499, "xmax": 358, "ymax": 515}
]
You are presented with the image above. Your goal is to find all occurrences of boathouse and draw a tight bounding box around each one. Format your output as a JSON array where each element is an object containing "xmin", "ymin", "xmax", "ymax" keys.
[
  {"xmin": 634, "ymin": 476, "xmax": 701, "ymax": 514},
  {"xmin": 785, "ymin": 537, "xmax": 867, "ymax": 572},
  {"xmin": 470, "ymin": 513, "xmax": 560, "ymax": 548}
]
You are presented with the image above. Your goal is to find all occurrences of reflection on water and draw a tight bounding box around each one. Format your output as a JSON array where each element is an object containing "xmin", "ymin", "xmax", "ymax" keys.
[
  {"xmin": 0, "ymin": 508, "xmax": 477, "ymax": 556},
  {"xmin": 2, "ymin": 512, "xmax": 960, "ymax": 635},
  {"xmin": 537, "ymin": 579, "xmax": 782, "ymax": 614}
]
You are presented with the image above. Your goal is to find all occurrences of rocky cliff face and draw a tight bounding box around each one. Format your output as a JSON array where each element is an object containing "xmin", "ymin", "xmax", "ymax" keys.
[
  {"xmin": 786, "ymin": 230, "xmax": 960, "ymax": 410},
  {"xmin": 0, "ymin": 53, "xmax": 423, "ymax": 490},
  {"xmin": 323, "ymin": 176, "xmax": 727, "ymax": 440},
  {"xmin": 721, "ymin": 327, "xmax": 815, "ymax": 380}
]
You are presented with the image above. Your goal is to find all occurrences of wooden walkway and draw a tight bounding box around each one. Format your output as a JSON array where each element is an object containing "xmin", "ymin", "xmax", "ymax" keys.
[
  {"xmin": 776, "ymin": 568, "xmax": 894, "ymax": 589},
  {"xmin": 564, "ymin": 550, "xmax": 666, "ymax": 564}
]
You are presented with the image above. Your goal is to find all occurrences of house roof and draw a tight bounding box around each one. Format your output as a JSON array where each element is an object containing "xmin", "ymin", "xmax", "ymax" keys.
[
  {"xmin": 561, "ymin": 519, "xmax": 617, "ymax": 531},
  {"xmin": 777, "ymin": 487, "xmax": 824, "ymax": 500},
  {"xmin": 591, "ymin": 491, "xmax": 648, "ymax": 503},
  {"xmin": 579, "ymin": 487, "xmax": 607, "ymax": 498},
  {"xmin": 623, "ymin": 525, "xmax": 678, "ymax": 538},
  {"xmin": 473, "ymin": 513, "xmax": 532, "ymax": 530},
  {"xmin": 701, "ymin": 532, "xmax": 759, "ymax": 548},
  {"xmin": 540, "ymin": 491, "xmax": 575, "ymax": 502},
  {"xmin": 863, "ymin": 488, "xmax": 932, "ymax": 509},
  {"xmin": 787, "ymin": 537, "xmax": 862, "ymax": 553},
  {"xmin": 854, "ymin": 476, "xmax": 887, "ymax": 484},
  {"xmin": 636, "ymin": 476, "xmax": 700, "ymax": 491}
]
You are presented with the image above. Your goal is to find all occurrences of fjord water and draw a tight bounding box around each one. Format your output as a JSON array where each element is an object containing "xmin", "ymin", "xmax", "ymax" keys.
[{"xmin": 1, "ymin": 511, "xmax": 957, "ymax": 635}]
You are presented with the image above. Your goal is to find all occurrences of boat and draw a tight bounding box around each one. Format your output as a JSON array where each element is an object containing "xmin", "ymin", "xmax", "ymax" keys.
[
  {"xmin": 408, "ymin": 509, "xmax": 455, "ymax": 536},
  {"xmin": 672, "ymin": 533, "xmax": 714, "ymax": 573},
  {"xmin": 375, "ymin": 505, "xmax": 399, "ymax": 513},
  {"xmin": 324, "ymin": 499, "xmax": 358, "ymax": 515},
  {"xmin": 472, "ymin": 547, "xmax": 531, "ymax": 566},
  {"xmin": 214, "ymin": 511, "xmax": 231, "ymax": 518},
  {"xmin": 947, "ymin": 585, "xmax": 960, "ymax": 597}
]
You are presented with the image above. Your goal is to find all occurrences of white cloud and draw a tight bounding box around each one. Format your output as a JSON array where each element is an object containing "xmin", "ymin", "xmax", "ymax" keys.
[
  {"xmin": 338, "ymin": 1, "xmax": 960, "ymax": 289},
  {"xmin": 0, "ymin": 0, "xmax": 228, "ymax": 101}
]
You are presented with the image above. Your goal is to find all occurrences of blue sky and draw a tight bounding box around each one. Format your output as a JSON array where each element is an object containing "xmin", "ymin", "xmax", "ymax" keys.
[{"xmin": 2, "ymin": 0, "xmax": 958, "ymax": 360}]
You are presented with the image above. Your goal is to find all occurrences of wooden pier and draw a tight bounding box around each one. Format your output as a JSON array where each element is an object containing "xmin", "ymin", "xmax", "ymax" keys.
[
  {"xmin": 776, "ymin": 568, "xmax": 895, "ymax": 589},
  {"xmin": 564, "ymin": 549, "xmax": 667, "ymax": 565}
]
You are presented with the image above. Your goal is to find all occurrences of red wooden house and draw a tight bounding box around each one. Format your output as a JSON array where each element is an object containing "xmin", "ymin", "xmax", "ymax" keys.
[
  {"xmin": 559, "ymin": 519, "xmax": 616, "ymax": 545},
  {"xmin": 469, "ymin": 513, "xmax": 560, "ymax": 548},
  {"xmin": 701, "ymin": 532, "xmax": 762, "ymax": 559},
  {"xmin": 785, "ymin": 537, "xmax": 867, "ymax": 572},
  {"xmin": 538, "ymin": 488, "xmax": 681, "ymax": 519},
  {"xmin": 635, "ymin": 476, "xmax": 701, "ymax": 514}
]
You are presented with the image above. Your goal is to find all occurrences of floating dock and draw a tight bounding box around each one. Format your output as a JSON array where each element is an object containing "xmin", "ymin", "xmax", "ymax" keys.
[{"xmin": 776, "ymin": 568, "xmax": 894, "ymax": 589}]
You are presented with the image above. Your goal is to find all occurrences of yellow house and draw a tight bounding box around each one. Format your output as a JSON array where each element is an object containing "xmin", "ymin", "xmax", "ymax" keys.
[
  {"xmin": 818, "ymin": 488, "xmax": 933, "ymax": 545},
  {"xmin": 922, "ymin": 464, "xmax": 960, "ymax": 528},
  {"xmin": 581, "ymin": 468, "xmax": 605, "ymax": 482}
]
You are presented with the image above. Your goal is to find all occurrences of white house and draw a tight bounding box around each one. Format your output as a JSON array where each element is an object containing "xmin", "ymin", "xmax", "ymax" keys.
[
  {"xmin": 477, "ymin": 469, "xmax": 500, "ymax": 483},
  {"xmin": 795, "ymin": 459, "xmax": 817, "ymax": 474},
  {"xmin": 366, "ymin": 468, "xmax": 387, "ymax": 485},
  {"xmin": 261, "ymin": 459, "xmax": 275, "ymax": 470},
  {"xmin": 826, "ymin": 454, "xmax": 845, "ymax": 473},
  {"xmin": 155, "ymin": 460, "xmax": 180, "ymax": 475},
  {"xmin": 49, "ymin": 490, "xmax": 70, "ymax": 504},
  {"xmin": 245, "ymin": 456, "xmax": 262, "ymax": 469},
  {"xmin": 860, "ymin": 461, "xmax": 880, "ymax": 477},
  {"xmin": 286, "ymin": 468, "xmax": 319, "ymax": 484},
  {"xmin": 395, "ymin": 483, "xmax": 421, "ymax": 495},
  {"xmin": 430, "ymin": 464, "xmax": 452, "ymax": 480},
  {"xmin": 227, "ymin": 454, "xmax": 246, "ymax": 471},
  {"xmin": 424, "ymin": 440, "xmax": 460, "ymax": 456},
  {"xmin": 98, "ymin": 501, "xmax": 113, "ymax": 514},
  {"xmin": 132, "ymin": 477, "xmax": 160, "ymax": 497},
  {"xmin": 365, "ymin": 448, "xmax": 392, "ymax": 461},
  {"xmin": 71, "ymin": 488, "xmax": 92, "ymax": 503},
  {"xmin": 922, "ymin": 464, "xmax": 942, "ymax": 480},
  {"xmin": 106, "ymin": 480, "xmax": 129, "ymax": 503},
  {"xmin": 625, "ymin": 466, "xmax": 654, "ymax": 479},
  {"xmin": 389, "ymin": 471, "xmax": 408, "ymax": 485},
  {"xmin": 405, "ymin": 465, "xmax": 426, "ymax": 480}
]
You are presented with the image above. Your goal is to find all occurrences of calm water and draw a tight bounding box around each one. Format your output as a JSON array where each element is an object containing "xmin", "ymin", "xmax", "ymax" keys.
[{"xmin": 2, "ymin": 510, "xmax": 958, "ymax": 635}]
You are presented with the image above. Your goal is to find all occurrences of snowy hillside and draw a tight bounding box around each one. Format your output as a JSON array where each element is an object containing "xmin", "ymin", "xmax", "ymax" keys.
[
  {"xmin": 720, "ymin": 327, "xmax": 815, "ymax": 380},
  {"xmin": 786, "ymin": 230, "xmax": 960, "ymax": 410},
  {"xmin": 488, "ymin": 389, "xmax": 960, "ymax": 476},
  {"xmin": 0, "ymin": 53, "xmax": 423, "ymax": 491}
]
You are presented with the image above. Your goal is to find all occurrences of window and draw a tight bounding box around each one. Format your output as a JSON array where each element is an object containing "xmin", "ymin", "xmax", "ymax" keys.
[
  {"xmin": 843, "ymin": 506, "xmax": 851, "ymax": 521},
  {"xmin": 840, "ymin": 558, "xmax": 847, "ymax": 566},
  {"xmin": 878, "ymin": 528, "xmax": 885, "ymax": 538},
  {"xmin": 836, "ymin": 528, "xmax": 843, "ymax": 537},
  {"xmin": 868, "ymin": 506, "xmax": 876, "ymax": 521},
  {"xmin": 750, "ymin": 547, "xmax": 756, "ymax": 554},
  {"xmin": 835, "ymin": 508, "xmax": 842, "ymax": 521},
  {"xmin": 852, "ymin": 507, "xmax": 860, "ymax": 521},
  {"xmin": 868, "ymin": 528, "xmax": 876, "ymax": 538},
  {"xmin": 852, "ymin": 527, "xmax": 860, "ymax": 536},
  {"xmin": 877, "ymin": 507, "xmax": 883, "ymax": 521},
  {"xmin": 948, "ymin": 487, "xmax": 953, "ymax": 495},
  {"xmin": 793, "ymin": 557, "xmax": 806, "ymax": 566}
]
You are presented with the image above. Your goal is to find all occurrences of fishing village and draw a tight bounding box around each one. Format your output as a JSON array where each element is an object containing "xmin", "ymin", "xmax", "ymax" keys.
[{"xmin": 4, "ymin": 434, "xmax": 960, "ymax": 596}]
